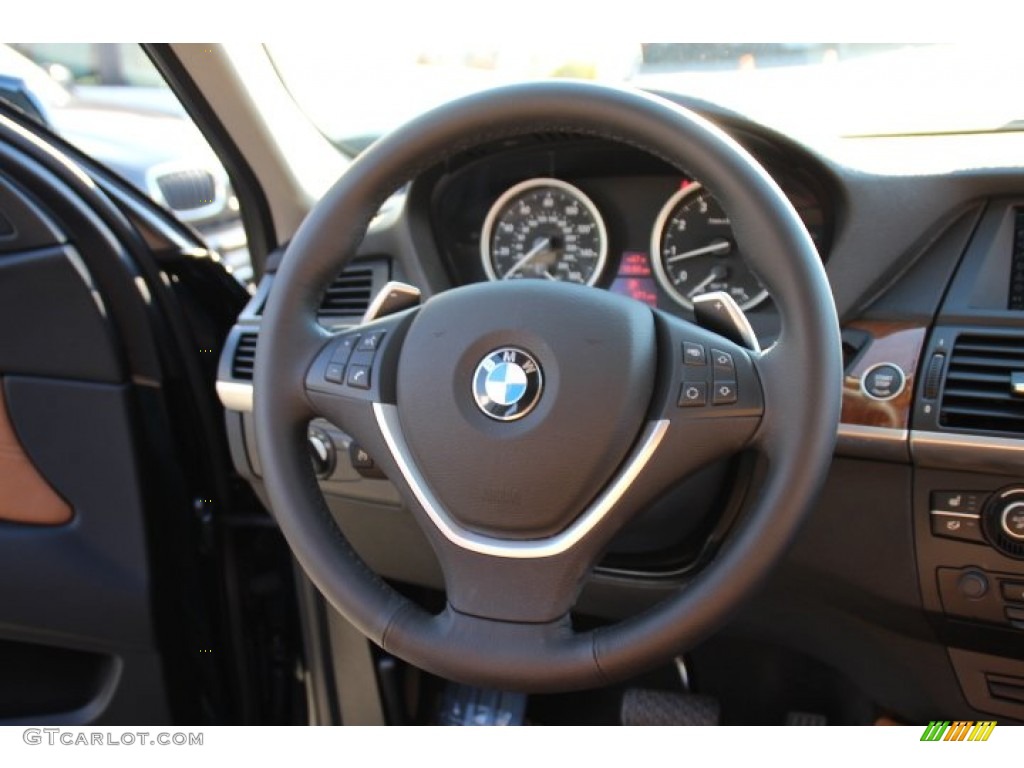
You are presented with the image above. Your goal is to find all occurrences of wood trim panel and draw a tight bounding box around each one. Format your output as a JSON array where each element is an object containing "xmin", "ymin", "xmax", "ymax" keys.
[
  {"xmin": 0, "ymin": 380, "xmax": 73, "ymax": 525},
  {"xmin": 841, "ymin": 321, "xmax": 927, "ymax": 431}
]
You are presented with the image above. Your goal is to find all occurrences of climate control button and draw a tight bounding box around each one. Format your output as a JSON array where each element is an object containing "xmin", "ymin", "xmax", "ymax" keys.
[{"xmin": 930, "ymin": 511, "xmax": 985, "ymax": 544}]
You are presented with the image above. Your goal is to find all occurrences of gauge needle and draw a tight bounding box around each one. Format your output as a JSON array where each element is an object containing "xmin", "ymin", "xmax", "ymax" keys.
[
  {"xmin": 687, "ymin": 266, "xmax": 728, "ymax": 297},
  {"xmin": 503, "ymin": 237, "xmax": 553, "ymax": 279},
  {"xmin": 666, "ymin": 240, "xmax": 731, "ymax": 263}
]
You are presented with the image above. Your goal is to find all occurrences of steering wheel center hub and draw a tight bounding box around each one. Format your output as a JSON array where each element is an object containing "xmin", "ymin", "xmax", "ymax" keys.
[{"xmin": 395, "ymin": 280, "xmax": 656, "ymax": 539}]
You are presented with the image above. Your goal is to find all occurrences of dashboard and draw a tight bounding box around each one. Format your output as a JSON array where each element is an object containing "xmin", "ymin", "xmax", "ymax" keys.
[{"xmin": 217, "ymin": 95, "xmax": 1024, "ymax": 723}]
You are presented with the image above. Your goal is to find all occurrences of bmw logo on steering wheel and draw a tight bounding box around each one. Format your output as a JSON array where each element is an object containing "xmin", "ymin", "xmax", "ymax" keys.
[{"xmin": 472, "ymin": 347, "xmax": 543, "ymax": 421}]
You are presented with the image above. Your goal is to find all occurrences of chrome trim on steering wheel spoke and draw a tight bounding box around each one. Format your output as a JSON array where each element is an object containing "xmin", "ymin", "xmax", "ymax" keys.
[{"xmin": 373, "ymin": 403, "xmax": 669, "ymax": 559}]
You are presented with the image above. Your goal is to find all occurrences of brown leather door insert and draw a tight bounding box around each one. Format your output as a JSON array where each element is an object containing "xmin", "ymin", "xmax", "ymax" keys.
[{"xmin": 0, "ymin": 380, "xmax": 72, "ymax": 525}]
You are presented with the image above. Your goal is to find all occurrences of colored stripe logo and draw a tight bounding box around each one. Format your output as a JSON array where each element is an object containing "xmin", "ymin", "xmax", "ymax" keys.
[{"xmin": 920, "ymin": 720, "xmax": 996, "ymax": 741}]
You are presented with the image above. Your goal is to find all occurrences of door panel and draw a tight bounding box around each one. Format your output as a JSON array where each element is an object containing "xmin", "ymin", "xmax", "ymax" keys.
[
  {"xmin": 0, "ymin": 49, "xmax": 292, "ymax": 721},
  {"xmin": 0, "ymin": 377, "xmax": 170, "ymax": 724},
  {"xmin": 0, "ymin": 115, "xmax": 174, "ymax": 724},
  {"xmin": 2, "ymin": 377, "xmax": 154, "ymax": 647}
]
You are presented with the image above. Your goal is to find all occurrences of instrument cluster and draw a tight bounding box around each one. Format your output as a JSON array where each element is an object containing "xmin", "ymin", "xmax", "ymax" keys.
[{"xmin": 429, "ymin": 138, "xmax": 831, "ymax": 315}]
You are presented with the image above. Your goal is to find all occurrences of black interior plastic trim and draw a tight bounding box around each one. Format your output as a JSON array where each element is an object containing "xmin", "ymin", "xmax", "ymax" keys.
[
  {"xmin": 0, "ymin": 640, "xmax": 114, "ymax": 720},
  {"xmin": 0, "ymin": 245, "xmax": 121, "ymax": 381},
  {"xmin": 861, "ymin": 205, "xmax": 986, "ymax": 325},
  {"xmin": 0, "ymin": 172, "xmax": 64, "ymax": 253},
  {"xmin": 294, "ymin": 569, "xmax": 341, "ymax": 724}
]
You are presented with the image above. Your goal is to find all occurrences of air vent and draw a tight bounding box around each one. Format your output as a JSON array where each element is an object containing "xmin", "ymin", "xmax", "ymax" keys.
[
  {"xmin": 319, "ymin": 267, "xmax": 375, "ymax": 318},
  {"xmin": 231, "ymin": 332, "xmax": 258, "ymax": 381},
  {"xmin": 939, "ymin": 334, "xmax": 1024, "ymax": 434},
  {"xmin": 1009, "ymin": 209, "xmax": 1024, "ymax": 310}
]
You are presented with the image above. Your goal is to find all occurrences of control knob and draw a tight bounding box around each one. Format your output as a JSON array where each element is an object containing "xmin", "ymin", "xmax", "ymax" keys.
[{"xmin": 983, "ymin": 487, "xmax": 1024, "ymax": 558}]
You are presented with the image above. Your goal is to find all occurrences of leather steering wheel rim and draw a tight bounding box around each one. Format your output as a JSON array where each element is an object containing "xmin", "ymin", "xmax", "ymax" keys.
[{"xmin": 254, "ymin": 81, "xmax": 841, "ymax": 691}]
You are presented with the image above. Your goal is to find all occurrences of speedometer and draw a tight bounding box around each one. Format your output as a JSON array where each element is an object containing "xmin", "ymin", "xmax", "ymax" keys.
[
  {"xmin": 651, "ymin": 183, "xmax": 768, "ymax": 310},
  {"xmin": 481, "ymin": 178, "xmax": 607, "ymax": 285}
]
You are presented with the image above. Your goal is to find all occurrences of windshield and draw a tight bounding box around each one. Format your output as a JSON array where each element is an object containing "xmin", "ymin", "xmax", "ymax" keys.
[{"xmin": 268, "ymin": 42, "xmax": 1024, "ymax": 153}]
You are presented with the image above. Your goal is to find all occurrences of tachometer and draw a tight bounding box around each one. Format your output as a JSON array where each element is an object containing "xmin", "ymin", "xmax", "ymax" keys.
[
  {"xmin": 651, "ymin": 183, "xmax": 768, "ymax": 310},
  {"xmin": 481, "ymin": 178, "xmax": 607, "ymax": 285}
]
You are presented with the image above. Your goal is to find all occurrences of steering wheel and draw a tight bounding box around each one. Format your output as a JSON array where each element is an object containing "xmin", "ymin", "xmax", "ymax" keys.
[{"xmin": 254, "ymin": 81, "xmax": 841, "ymax": 692}]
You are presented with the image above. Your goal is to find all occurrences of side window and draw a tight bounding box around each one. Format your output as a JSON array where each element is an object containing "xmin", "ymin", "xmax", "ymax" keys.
[{"xmin": 0, "ymin": 43, "xmax": 251, "ymax": 284}]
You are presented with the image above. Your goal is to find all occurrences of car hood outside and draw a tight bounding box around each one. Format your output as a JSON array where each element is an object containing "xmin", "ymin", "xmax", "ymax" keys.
[{"xmin": 48, "ymin": 98, "xmax": 224, "ymax": 190}]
